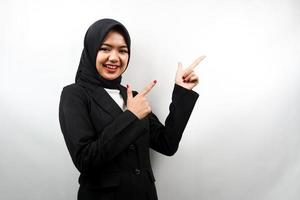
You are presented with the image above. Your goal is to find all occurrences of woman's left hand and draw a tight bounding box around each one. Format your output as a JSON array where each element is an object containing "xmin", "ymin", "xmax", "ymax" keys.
[{"xmin": 175, "ymin": 55, "xmax": 206, "ymax": 90}]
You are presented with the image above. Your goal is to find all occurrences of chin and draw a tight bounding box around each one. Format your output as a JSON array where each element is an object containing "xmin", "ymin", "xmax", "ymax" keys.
[{"xmin": 104, "ymin": 74, "xmax": 119, "ymax": 80}]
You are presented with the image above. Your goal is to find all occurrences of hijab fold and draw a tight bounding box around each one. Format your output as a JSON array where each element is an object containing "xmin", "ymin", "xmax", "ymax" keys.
[{"xmin": 75, "ymin": 18, "xmax": 131, "ymax": 90}]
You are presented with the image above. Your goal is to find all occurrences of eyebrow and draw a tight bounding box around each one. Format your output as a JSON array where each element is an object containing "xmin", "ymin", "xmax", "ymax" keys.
[{"xmin": 101, "ymin": 43, "xmax": 128, "ymax": 49}]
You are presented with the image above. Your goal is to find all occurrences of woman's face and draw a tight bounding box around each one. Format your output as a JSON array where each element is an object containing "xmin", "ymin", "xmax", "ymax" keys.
[{"xmin": 96, "ymin": 30, "xmax": 129, "ymax": 80}]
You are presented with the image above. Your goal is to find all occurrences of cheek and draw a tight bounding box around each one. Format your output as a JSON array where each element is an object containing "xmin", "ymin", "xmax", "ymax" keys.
[
  {"xmin": 96, "ymin": 52, "xmax": 106, "ymax": 64},
  {"xmin": 121, "ymin": 55, "xmax": 129, "ymax": 66},
  {"xmin": 97, "ymin": 57, "xmax": 104, "ymax": 65},
  {"xmin": 96, "ymin": 57, "xmax": 105, "ymax": 73}
]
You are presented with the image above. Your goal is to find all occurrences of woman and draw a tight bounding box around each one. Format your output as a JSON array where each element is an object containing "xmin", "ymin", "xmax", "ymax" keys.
[{"xmin": 59, "ymin": 18, "xmax": 204, "ymax": 200}]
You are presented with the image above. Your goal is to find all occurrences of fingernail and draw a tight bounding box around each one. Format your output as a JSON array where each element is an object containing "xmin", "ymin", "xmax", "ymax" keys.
[
  {"xmin": 153, "ymin": 80, "xmax": 157, "ymax": 84},
  {"xmin": 126, "ymin": 84, "xmax": 129, "ymax": 88}
]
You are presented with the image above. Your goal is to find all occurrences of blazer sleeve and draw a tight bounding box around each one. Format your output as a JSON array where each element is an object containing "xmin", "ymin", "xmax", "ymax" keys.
[
  {"xmin": 59, "ymin": 85, "xmax": 145, "ymax": 173},
  {"xmin": 149, "ymin": 84, "xmax": 199, "ymax": 156}
]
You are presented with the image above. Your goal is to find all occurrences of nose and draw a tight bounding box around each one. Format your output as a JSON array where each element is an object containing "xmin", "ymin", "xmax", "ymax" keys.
[{"xmin": 108, "ymin": 50, "xmax": 119, "ymax": 63}]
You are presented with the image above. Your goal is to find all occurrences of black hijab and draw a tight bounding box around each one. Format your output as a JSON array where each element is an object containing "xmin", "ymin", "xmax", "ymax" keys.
[{"xmin": 75, "ymin": 18, "xmax": 131, "ymax": 90}]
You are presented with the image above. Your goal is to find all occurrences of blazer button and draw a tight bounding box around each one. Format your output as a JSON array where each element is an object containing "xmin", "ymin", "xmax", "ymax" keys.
[
  {"xmin": 135, "ymin": 169, "xmax": 141, "ymax": 175},
  {"xmin": 128, "ymin": 144, "xmax": 136, "ymax": 151}
]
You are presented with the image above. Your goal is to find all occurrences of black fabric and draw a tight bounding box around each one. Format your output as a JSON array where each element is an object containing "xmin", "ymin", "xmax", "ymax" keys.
[
  {"xmin": 59, "ymin": 83, "xmax": 199, "ymax": 200},
  {"xmin": 59, "ymin": 18, "xmax": 200, "ymax": 200},
  {"xmin": 75, "ymin": 18, "xmax": 131, "ymax": 90}
]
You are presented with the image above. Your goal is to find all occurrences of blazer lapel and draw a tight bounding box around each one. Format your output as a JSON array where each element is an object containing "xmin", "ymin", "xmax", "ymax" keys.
[
  {"xmin": 118, "ymin": 85, "xmax": 128, "ymax": 104},
  {"xmin": 92, "ymin": 87, "xmax": 123, "ymax": 118}
]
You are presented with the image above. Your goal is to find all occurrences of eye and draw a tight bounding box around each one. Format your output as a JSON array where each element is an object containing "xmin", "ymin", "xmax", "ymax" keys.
[
  {"xmin": 100, "ymin": 47, "xmax": 110, "ymax": 52},
  {"xmin": 119, "ymin": 49, "xmax": 128, "ymax": 54}
]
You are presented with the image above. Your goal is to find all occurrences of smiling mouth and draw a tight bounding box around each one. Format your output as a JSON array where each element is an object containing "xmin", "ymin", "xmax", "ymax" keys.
[{"xmin": 104, "ymin": 64, "xmax": 119, "ymax": 69}]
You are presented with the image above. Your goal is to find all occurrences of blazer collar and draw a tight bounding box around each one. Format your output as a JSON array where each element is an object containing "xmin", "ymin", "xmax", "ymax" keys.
[
  {"xmin": 118, "ymin": 85, "xmax": 128, "ymax": 103},
  {"xmin": 91, "ymin": 87, "xmax": 125, "ymax": 118}
]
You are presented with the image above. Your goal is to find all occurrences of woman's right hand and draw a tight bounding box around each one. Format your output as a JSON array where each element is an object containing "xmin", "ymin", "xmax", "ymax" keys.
[{"xmin": 126, "ymin": 81, "xmax": 157, "ymax": 119}]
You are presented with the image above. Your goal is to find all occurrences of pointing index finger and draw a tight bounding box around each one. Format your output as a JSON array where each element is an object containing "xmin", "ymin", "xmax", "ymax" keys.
[
  {"xmin": 183, "ymin": 55, "xmax": 206, "ymax": 78},
  {"xmin": 140, "ymin": 80, "xmax": 157, "ymax": 96},
  {"xmin": 189, "ymin": 55, "xmax": 206, "ymax": 70},
  {"xmin": 127, "ymin": 84, "xmax": 133, "ymax": 99}
]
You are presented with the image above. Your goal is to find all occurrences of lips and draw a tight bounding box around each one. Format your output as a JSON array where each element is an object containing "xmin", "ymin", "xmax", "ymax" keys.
[
  {"xmin": 104, "ymin": 64, "xmax": 118, "ymax": 69},
  {"xmin": 103, "ymin": 64, "xmax": 119, "ymax": 72}
]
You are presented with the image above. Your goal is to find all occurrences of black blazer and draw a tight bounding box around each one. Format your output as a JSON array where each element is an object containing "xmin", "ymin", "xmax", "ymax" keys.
[{"xmin": 59, "ymin": 83, "xmax": 199, "ymax": 200}]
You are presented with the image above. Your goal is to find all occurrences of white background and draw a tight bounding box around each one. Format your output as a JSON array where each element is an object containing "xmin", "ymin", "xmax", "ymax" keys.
[{"xmin": 1, "ymin": 0, "xmax": 300, "ymax": 199}]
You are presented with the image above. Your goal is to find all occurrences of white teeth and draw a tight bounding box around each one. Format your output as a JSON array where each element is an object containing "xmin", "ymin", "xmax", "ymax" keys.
[{"xmin": 105, "ymin": 64, "xmax": 117, "ymax": 69}]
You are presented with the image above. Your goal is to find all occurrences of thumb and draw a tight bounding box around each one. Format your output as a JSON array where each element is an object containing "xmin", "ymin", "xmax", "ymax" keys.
[
  {"xmin": 176, "ymin": 62, "xmax": 183, "ymax": 78},
  {"xmin": 177, "ymin": 62, "xmax": 183, "ymax": 71}
]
